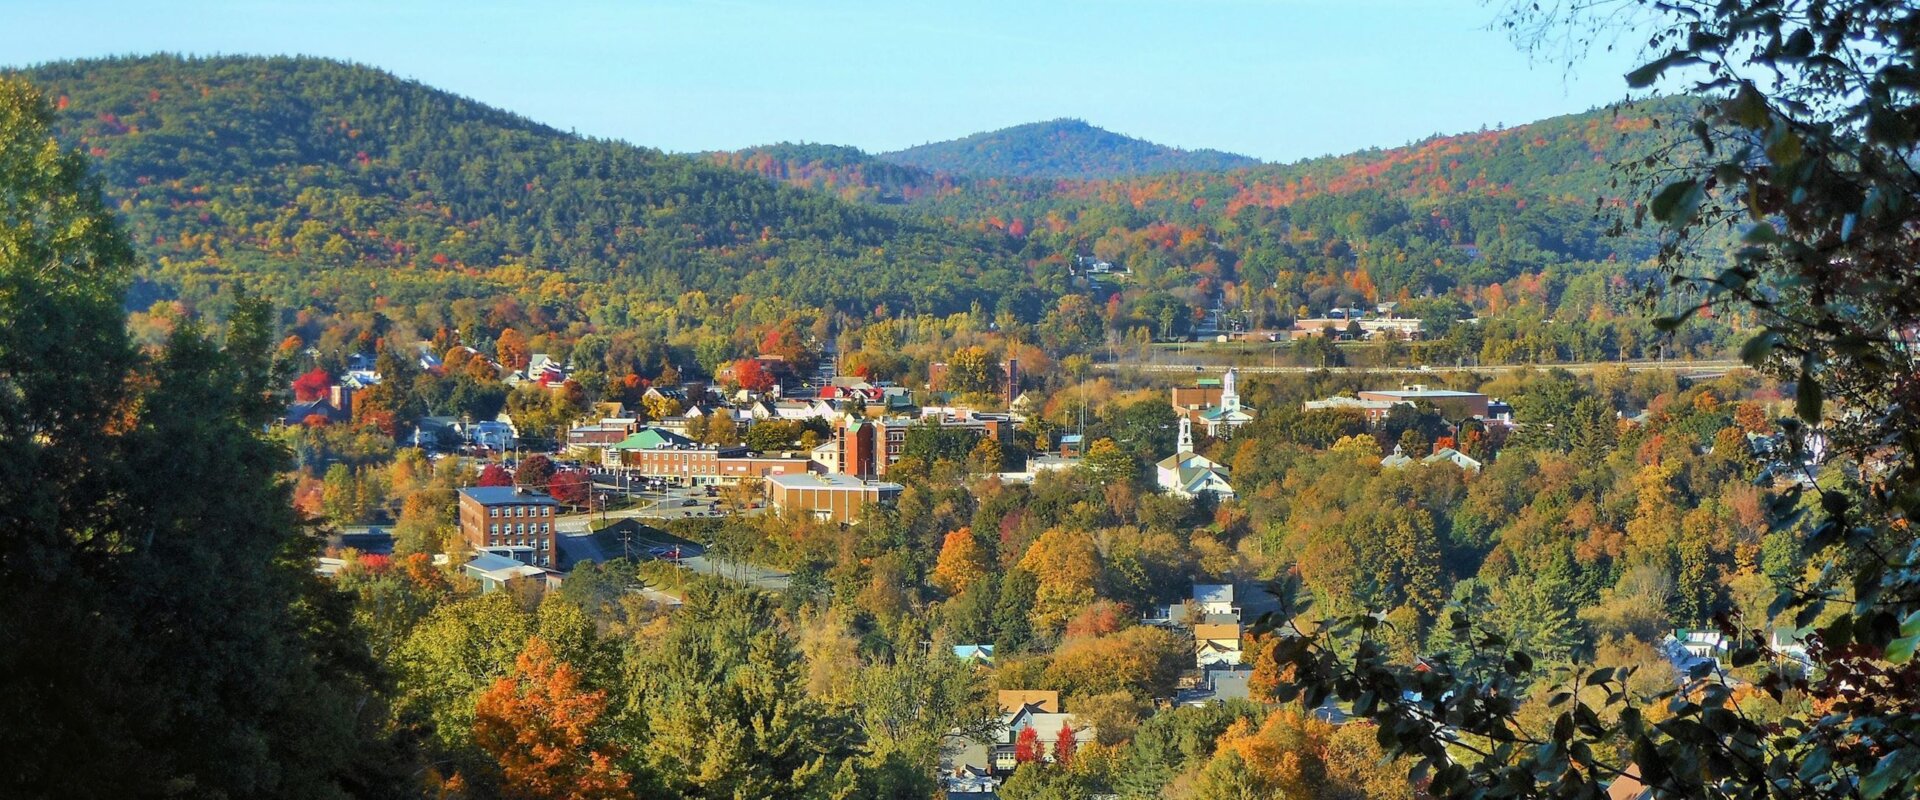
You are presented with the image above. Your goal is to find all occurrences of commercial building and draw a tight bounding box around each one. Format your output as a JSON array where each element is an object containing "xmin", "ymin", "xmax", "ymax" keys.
[
  {"xmin": 765, "ymin": 473, "xmax": 903, "ymax": 524},
  {"xmin": 825, "ymin": 409, "xmax": 1015, "ymax": 478},
  {"xmin": 608, "ymin": 426, "xmax": 816, "ymax": 485},
  {"xmin": 1354, "ymin": 385, "xmax": 1489, "ymax": 421},
  {"xmin": 457, "ymin": 486, "xmax": 559, "ymax": 568}
]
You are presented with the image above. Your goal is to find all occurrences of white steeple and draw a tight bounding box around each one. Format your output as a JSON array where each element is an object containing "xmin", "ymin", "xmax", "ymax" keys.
[
  {"xmin": 1177, "ymin": 415, "xmax": 1194, "ymax": 454},
  {"xmin": 1221, "ymin": 368, "xmax": 1240, "ymax": 413}
]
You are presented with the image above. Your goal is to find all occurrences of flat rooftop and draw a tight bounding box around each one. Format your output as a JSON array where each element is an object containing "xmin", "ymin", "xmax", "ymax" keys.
[
  {"xmin": 1363, "ymin": 388, "xmax": 1484, "ymax": 398},
  {"xmin": 458, "ymin": 486, "xmax": 559, "ymax": 505},
  {"xmin": 766, "ymin": 473, "xmax": 903, "ymax": 491}
]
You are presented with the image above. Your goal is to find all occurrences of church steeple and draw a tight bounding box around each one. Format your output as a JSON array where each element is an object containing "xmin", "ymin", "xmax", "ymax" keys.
[
  {"xmin": 1221, "ymin": 368, "xmax": 1240, "ymax": 413},
  {"xmin": 1177, "ymin": 415, "xmax": 1194, "ymax": 454}
]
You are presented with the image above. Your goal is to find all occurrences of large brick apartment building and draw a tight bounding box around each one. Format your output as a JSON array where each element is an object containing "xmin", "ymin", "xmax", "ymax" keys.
[{"xmin": 457, "ymin": 486, "xmax": 559, "ymax": 567}]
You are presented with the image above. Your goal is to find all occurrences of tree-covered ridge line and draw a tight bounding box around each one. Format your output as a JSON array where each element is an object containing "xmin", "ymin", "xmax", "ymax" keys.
[
  {"xmin": 875, "ymin": 117, "xmax": 1263, "ymax": 180},
  {"xmin": 12, "ymin": 54, "xmax": 1037, "ymax": 318}
]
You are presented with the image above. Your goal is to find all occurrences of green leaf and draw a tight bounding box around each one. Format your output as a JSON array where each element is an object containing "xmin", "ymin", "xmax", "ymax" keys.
[
  {"xmin": 1889, "ymin": 610, "xmax": 1920, "ymax": 664},
  {"xmin": 1651, "ymin": 179, "xmax": 1705, "ymax": 226},
  {"xmin": 1739, "ymin": 330, "xmax": 1780, "ymax": 366},
  {"xmin": 1796, "ymin": 353, "xmax": 1823, "ymax": 422},
  {"xmin": 1626, "ymin": 53, "xmax": 1677, "ymax": 88}
]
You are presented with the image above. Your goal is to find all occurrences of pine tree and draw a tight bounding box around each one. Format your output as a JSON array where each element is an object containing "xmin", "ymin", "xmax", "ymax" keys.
[{"xmin": 0, "ymin": 75, "xmax": 399, "ymax": 797}]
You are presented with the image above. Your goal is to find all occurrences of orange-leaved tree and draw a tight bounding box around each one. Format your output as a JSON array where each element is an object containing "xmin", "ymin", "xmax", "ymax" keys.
[
  {"xmin": 472, "ymin": 637, "xmax": 631, "ymax": 800},
  {"xmin": 930, "ymin": 528, "xmax": 988, "ymax": 597}
]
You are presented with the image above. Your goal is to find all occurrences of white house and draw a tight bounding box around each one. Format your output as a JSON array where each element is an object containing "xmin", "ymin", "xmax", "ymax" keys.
[
  {"xmin": 1193, "ymin": 584, "xmax": 1237, "ymax": 616},
  {"xmin": 1195, "ymin": 622, "xmax": 1244, "ymax": 668}
]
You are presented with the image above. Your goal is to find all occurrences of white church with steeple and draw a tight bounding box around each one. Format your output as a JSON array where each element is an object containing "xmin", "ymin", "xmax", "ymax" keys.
[
  {"xmin": 1171, "ymin": 368, "xmax": 1256, "ymax": 438},
  {"xmin": 1155, "ymin": 417, "xmax": 1236, "ymax": 500}
]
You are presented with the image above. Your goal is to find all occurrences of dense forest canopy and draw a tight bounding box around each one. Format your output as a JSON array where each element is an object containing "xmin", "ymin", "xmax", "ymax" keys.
[
  {"xmin": 9, "ymin": 54, "xmax": 1737, "ymax": 378},
  {"xmin": 13, "ymin": 54, "xmax": 1035, "ymax": 319}
]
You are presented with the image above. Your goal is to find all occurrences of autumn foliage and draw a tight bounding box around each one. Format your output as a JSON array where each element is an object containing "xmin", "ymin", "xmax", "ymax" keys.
[
  {"xmin": 929, "ymin": 528, "xmax": 988, "ymax": 596},
  {"xmin": 1053, "ymin": 721, "xmax": 1077, "ymax": 764},
  {"xmin": 477, "ymin": 464, "xmax": 514, "ymax": 488},
  {"xmin": 1013, "ymin": 725, "xmax": 1042, "ymax": 764},
  {"xmin": 292, "ymin": 367, "xmax": 331, "ymax": 402},
  {"xmin": 549, "ymin": 467, "xmax": 591, "ymax": 507},
  {"xmin": 472, "ymin": 638, "xmax": 631, "ymax": 800}
]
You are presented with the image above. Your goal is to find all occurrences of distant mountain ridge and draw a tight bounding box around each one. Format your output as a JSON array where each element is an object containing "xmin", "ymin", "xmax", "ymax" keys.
[
  {"xmin": 876, "ymin": 118, "xmax": 1262, "ymax": 179},
  {"xmin": 13, "ymin": 54, "xmax": 1032, "ymax": 316}
]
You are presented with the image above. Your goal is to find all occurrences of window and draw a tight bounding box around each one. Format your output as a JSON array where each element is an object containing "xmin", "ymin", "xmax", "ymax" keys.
[
  {"xmin": 489, "ymin": 524, "xmax": 499, "ymax": 535},
  {"xmin": 489, "ymin": 507, "xmax": 499, "ymax": 518}
]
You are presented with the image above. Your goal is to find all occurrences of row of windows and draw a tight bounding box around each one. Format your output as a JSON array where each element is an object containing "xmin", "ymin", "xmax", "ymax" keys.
[
  {"xmin": 487, "ymin": 505, "xmax": 553, "ymax": 518},
  {"xmin": 487, "ymin": 537, "xmax": 549, "ymax": 549},
  {"xmin": 489, "ymin": 523, "xmax": 552, "ymax": 535}
]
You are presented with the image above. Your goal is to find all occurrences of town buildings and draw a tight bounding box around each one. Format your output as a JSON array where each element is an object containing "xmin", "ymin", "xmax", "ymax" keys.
[
  {"xmin": 764, "ymin": 472, "xmax": 903, "ymax": 524},
  {"xmin": 456, "ymin": 486, "xmax": 559, "ymax": 568},
  {"xmin": 607, "ymin": 426, "xmax": 814, "ymax": 485},
  {"xmin": 1171, "ymin": 368, "xmax": 1255, "ymax": 437}
]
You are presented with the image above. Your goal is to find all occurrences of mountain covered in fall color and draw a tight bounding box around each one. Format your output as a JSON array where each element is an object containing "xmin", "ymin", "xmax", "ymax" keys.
[
  {"xmin": 877, "ymin": 118, "xmax": 1262, "ymax": 179},
  {"xmin": 12, "ymin": 55, "xmax": 1034, "ymax": 317}
]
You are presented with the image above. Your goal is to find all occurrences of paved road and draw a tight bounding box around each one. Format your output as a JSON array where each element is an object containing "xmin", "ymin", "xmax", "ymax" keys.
[{"xmin": 1094, "ymin": 359, "xmax": 1745, "ymax": 376}]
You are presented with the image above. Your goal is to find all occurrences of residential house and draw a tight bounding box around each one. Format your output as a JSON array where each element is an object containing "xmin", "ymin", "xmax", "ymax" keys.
[
  {"xmin": 1195, "ymin": 622, "xmax": 1244, "ymax": 668},
  {"xmin": 996, "ymin": 691, "xmax": 1060, "ymax": 714},
  {"xmin": 952, "ymin": 645, "xmax": 996, "ymax": 667},
  {"xmin": 283, "ymin": 384, "xmax": 355, "ymax": 426},
  {"xmin": 1193, "ymin": 584, "xmax": 1237, "ymax": 616},
  {"xmin": 986, "ymin": 702, "xmax": 1094, "ymax": 773}
]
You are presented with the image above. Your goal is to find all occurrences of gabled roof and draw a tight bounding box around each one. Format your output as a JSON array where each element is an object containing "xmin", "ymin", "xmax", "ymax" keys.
[
  {"xmin": 996, "ymin": 690, "xmax": 1059, "ymax": 714},
  {"xmin": 1423, "ymin": 447, "xmax": 1483, "ymax": 471},
  {"xmin": 1194, "ymin": 584, "xmax": 1234, "ymax": 604},
  {"xmin": 612, "ymin": 427, "xmax": 697, "ymax": 451},
  {"xmin": 1194, "ymin": 622, "xmax": 1242, "ymax": 641},
  {"xmin": 953, "ymin": 644, "xmax": 995, "ymax": 663}
]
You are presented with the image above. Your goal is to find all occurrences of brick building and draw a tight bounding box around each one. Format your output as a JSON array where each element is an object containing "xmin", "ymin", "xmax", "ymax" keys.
[
  {"xmin": 457, "ymin": 486, "xmax": 559, "ymax": 567},
  {"xmin": 765, "ymin": 473, "xmax": 903, "ymax": 524}
]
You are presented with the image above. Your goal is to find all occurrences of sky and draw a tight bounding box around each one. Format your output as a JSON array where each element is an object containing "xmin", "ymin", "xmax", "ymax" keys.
[{"xmin": 1, "ymin": 0, "xmax": 1648, "ymax": 163}]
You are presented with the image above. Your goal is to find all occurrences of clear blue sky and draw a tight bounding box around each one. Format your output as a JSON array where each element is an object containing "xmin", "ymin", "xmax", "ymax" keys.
[{"xmin": 1, "ymin": 0, "xmax": 1646, "ymax": 162}]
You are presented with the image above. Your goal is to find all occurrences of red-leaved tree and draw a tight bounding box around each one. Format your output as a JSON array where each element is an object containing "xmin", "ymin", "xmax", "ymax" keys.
[
  {"xmin": 1013, "ymin": 725, "xmax": 1042, "ymax": 764},
  {"xmin": 1053, "ymin": 721, "xmax": 1076, "ymax": 764},
  {"xmin": 477, "ymin": 464, "xmax": 514, "ymax": 488},
  {"xmin": 730, "ymin": 359, "xmax": 775, "ymax": 393},
  {"xmin": 515, "ymin": 455, "xmax": 556, "ymax": 491},
  {"xmin": 549, "ymin": 467, "xmax": 591, "ymax": 508},
  {"xmin": 292, "ymin": 367, "xmax": 331, "ymax": 402}
]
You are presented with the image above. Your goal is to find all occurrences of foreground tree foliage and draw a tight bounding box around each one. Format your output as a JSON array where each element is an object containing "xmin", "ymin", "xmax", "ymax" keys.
[
  {"xmin": 0, "ymin": 77, "xmax": 397, "ymax": 797},
  {"xmin": 1259, "ymin": 3, "xmax": 1920, "ymax": 799}
]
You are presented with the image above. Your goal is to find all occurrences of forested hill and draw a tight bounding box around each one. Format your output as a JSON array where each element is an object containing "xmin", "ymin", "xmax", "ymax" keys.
[
  {"xmin": 703, "ymin": 142, "xmax": 954, "ymax": 205},
  {"xmin": 13, "ymin": 55, "xmax": 1034, "ymax": 317},
  {"xmin": 878, "ymin": 118, "xmax": 1262, "ymax": 179}
]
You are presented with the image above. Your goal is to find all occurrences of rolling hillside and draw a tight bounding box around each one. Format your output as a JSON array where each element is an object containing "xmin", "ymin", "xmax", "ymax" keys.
[
  {"xmin": 878, "ymin": 118, "xmax": 1261, "ymax": 179},
  {"xmin": 13, "ymin": 55, "xmax": 1034, "ymax": 317}
]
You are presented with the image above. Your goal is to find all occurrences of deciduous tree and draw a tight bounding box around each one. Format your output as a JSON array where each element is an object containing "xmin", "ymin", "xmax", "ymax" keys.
[{"xmin": 472, "ymin": 637, "xmax": 632, "ymax": 800}]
